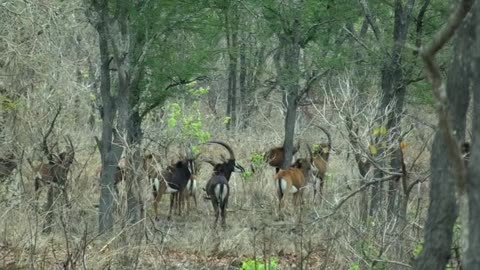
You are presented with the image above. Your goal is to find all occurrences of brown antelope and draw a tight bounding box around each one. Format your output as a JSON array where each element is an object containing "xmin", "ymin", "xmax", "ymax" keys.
[
  {"xmin": 264, "ymin": 141, "xmax": 300, "ymax": 173},
  {"xmin": 275, "ymin": 153, "xmax": 313, "ymax": 215}
]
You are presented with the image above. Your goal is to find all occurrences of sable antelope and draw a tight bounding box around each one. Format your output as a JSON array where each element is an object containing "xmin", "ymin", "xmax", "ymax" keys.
[
  {"xmin": 309, "ymin": 125, "xmax": 332, "ymax": 202},
  {"xmin": 0, "ymin": 153, "xmax": 17, "ymax": 182},
  {"xmin": 150, "ymin": 153, "xmax": 200, "ymax": 212},
  {"xmin": 203, "ymin": 140, "xmax": 245, "ymax": 228},
  {"xmin": 275, "ymin": 153, "xmax": 313, "ymax": 214},
  {"xmin": 204, "ymin": 141, "xmax": 245, "ymax": 181},
  {"xmin": 263, "ymin": 141, "xmax": 300, "ymax": 173},
  {"xmin": 149, "ymin": 150, "xmax": 196, "ymax": 221}
]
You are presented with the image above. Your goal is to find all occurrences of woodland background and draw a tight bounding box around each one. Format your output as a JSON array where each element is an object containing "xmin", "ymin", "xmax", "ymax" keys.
[{"xmin": 0, "ymin": 0, "xmax": 479, "ymax": 269}]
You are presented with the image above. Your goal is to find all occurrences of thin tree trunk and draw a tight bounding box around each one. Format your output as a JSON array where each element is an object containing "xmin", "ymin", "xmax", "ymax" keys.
[
  {"xmin": 225, "ymin": 7, "xmax": 238, "ymax": 130},
  {"xmin": 95, "ymin": 1, "xmax": 122, "ymax": 234},
  {"xmin": 370, "ymin": 0, "xmax": 415, "ymax": 218},
  {"xmin": 280, "ymin": 20, "xmax": 301, "ymax": 169},
  {"xmin": 239, "ymin": 40, "xmax": 247, "ymax": 126}
]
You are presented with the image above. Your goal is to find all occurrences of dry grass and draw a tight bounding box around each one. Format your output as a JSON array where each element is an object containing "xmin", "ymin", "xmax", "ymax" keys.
[{"xmin": 0, "ymin": 95, "xmax": 436, "ymax": 269}]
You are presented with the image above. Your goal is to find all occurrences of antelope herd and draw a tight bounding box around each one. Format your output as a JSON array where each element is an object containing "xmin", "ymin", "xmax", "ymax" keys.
[{"xmin": 0, "ymin": 124, "xmax": 337, "ymax": 228}]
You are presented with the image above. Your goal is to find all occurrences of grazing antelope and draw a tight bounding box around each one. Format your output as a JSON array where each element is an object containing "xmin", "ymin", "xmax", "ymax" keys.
[
  {"xmin": 148, "ymin": 150, "xmax": 196, "ymax": 221},
  {"xmin": 309, "ymin": 125, "xmax": 332, "ymax": 202},
  {"xmin": 263, "ymin": 141, "xmax": 300, "ymax": 174},
  {"xmin": 275, "ymin": 149, "xmax": 313, "ymax": 215},
  {"xmin": 203, "ymin": 140, "xmax": 245, "ymax": 228},
  {"xmin": 0, "ymin": 153, "xmax": 17, "ymax": 182}
]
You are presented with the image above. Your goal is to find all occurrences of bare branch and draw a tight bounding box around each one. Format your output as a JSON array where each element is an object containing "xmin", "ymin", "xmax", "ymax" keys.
[{"xmin": 312, "ymin": 175, "xmax": 398, "ymax": 222}]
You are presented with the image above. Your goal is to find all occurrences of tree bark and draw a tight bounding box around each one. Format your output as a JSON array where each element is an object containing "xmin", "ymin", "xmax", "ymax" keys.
[
  {"xmin": 225, "ymin": 6, "xmax": 238, "ymax": 130},
  {"xmin": 414, "ymin": 5, "xmax": 473, "ymax": 268},
  {"xmin": 94, "ymin": 0, "xmax": 123, "ymax": 234},
  {"xmin": 466, "ymin": 2, "xmax": 480, "ymax": 267},
  {"xmin": 414, "ymin": 132, "xmax": 458, "ymax": 269},
  {"xmin": 369, "ymin": 0, "xmax": 415, "ymax": 217},
  {"xmin": 278, "ymin": 19, "xmax": 301, "ymax": 169},
  {"xmin": 239, "ymin": 39, "xmax": 247, "ymax": 126}
]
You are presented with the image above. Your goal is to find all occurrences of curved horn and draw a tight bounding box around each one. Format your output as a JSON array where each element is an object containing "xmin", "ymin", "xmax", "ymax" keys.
[
  {"xmin": 203, "ymin": 159, "xmax": 217, "ymax": 167},
  {"xmin": 314, "ymin": 125, "xmax": 332, "ymax": 148},
  {"xmin": 205, "ymin": 140, "xmax": 235, "ymax": 160}
]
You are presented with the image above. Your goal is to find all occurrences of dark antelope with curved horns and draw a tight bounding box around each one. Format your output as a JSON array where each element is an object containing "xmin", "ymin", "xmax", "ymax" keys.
[
  {"xmin": 149, "ymin": 147, "xmax": 196, "ymax": 221},
  {"xmin": 203, "ymin": 140, "xmax": 245, "ymax": 228}
]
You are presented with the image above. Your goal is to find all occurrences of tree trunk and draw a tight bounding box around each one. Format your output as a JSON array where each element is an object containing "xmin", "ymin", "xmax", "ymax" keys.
[
  {"xmin": 280, "ymin": 22, "xmax": 301, "ymax": 169},
  {"xmin": 370, "ymin": 0, "xmax": 415, "ymax": 217},
  {"xmin": 466, "ymin": 80, "xmax": 480, "ymax": 268},
  {"xmin": 125, "ymin": 106, "xmax": 144, "ymax": 223},
  {"xmin": 413, "ymin": 132, "xmax": 458, "ymax": 269},
  {"xmin": 243, "ymin": 45, "xmax": 266, "ymax": 127},
  {"xmin": 466, "ymin": 3, "xmax": 480, "ymax": 267},
  {"xmin": 282, "ymin": 93, "xmax": 298, "ymax": 169},
  {"xmin": 225, "ymin": 7, "xmax": 238, "ymax": 130},
  {"xmin": 95, "ymin": 1, "xmax": 123, "ymax": 234},
  {"xmin": 239, "ymin": 40, "xmax": 247, "ymax": 126},
  {"xmin": 414, "ymin": 6, "xmax": 473, "ymax": 268}
]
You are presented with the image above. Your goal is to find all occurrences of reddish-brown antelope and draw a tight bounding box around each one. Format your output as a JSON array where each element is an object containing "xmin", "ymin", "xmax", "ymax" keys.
[
  {"xmin": 274, "ymin": 149, "xmax": 313, "ymax": 215},
  {"xmin": 264, "ymin": 141, "xmax": 300, "ymax": 173}
]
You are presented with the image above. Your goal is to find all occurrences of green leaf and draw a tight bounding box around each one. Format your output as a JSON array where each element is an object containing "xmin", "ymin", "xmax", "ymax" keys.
[{"xmin": 369, "ymin": 145, "xmax": 378, "ymax": 155}]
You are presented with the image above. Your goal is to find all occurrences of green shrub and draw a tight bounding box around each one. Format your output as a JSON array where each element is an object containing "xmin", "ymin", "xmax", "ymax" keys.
[{"xmin": 240, "ymin": 257, "xmax": 278, "ymax": 270}]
